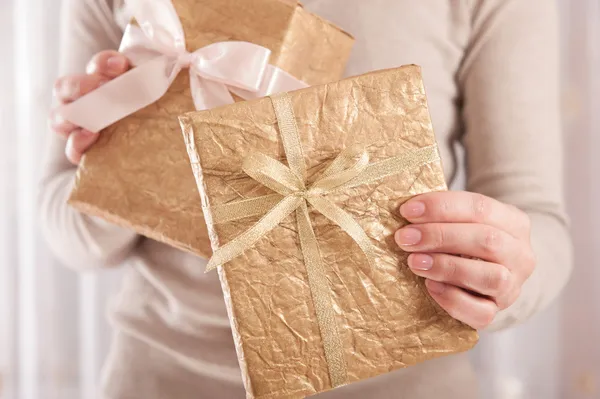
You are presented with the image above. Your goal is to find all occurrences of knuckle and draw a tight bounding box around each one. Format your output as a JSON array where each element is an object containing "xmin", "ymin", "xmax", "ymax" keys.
[
  {"xmin": 472, "ymin": 194, "xmax": 492, "ymax": 223},
  {"xmin": 480, "ymin": 227, "xmax": 503, "ymax": 256},
  {"xmin": 87, "ymin": 51, "xmax": 111, "ymax": 73},
  {"xmin": 438, "ymin": 196, "xmax": 452, "ymax": 218},
  {"xmin": 431, "ymin": 224, "xmax": 447, "ymax": 249},
  {"xmin": 439, "ymin": 255, "xmax": 459, "ymax": 281},
  {"xmin": 483, "ymin": 268, "xmax": 510, "ymax": 295}
]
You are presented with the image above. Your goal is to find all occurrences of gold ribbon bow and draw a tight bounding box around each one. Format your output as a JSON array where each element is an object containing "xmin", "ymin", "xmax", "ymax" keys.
[{"xmin": 206, "ymin": 92, "xmax": 440, "ymax": 387}]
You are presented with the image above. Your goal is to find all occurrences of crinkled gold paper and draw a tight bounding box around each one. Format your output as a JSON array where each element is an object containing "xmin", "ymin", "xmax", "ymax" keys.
[
  {"xmin": 67, "ymin": 0, "xmax": 354, "ymax": 257},
  {"xmin": 179, "ymin": 66, "xmax": 479, "ymax": 399}
]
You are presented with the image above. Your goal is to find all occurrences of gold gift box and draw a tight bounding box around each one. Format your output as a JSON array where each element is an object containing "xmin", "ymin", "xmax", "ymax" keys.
[
  {"xmin": 67, "ymin": 0, "xmax": 354, "ymax": 257},
  {"xmin": 179, "ymin": 65, "xmax": 479, "ymax": 399}
]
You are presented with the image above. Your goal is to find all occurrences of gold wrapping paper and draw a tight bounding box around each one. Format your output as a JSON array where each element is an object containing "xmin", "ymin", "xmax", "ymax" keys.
[
  {"xmin": 179, "ymin": 65, "xmax": 479, "ymax": 399},
  {"xmin": 67, "ymin": 0, "xmax": 354, "ymax": 257}
]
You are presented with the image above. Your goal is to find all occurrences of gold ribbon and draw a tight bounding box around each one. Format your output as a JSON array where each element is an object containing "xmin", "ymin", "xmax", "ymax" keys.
[{"xmin": 205, "ymin": 92, "xmax": 440, "ymax": 387}]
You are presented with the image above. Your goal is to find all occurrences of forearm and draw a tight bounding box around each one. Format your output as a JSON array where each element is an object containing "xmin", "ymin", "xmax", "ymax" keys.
[
  {"xmin": 39, "ymin": 168, "xmax": 139, "ymax": 270},
  {"xmin": 39, "ymin": 0, "xmax": 137, "ymax": 270},
  {"xmin": 459, "ymin": 0, "xmax": 571, "ymax": 328}
]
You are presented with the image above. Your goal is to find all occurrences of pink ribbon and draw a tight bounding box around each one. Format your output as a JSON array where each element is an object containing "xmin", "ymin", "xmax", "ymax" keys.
[{"xmin": 60, "ymin": 0, "xmax": 308, "ymax": 133}]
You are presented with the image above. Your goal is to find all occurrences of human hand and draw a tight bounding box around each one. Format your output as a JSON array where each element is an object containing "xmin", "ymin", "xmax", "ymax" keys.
[
  {"xmin": 395, "ymin": 191, "xmax": 536, "ymax": 330},
  {"xmin": 49, "ymin": 50, "xmax": 130, "ymax": 164}
]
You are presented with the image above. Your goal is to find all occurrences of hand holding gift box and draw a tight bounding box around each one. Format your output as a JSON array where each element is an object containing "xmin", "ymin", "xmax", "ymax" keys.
[
  {"xmin": 61, "ymin": 0, "xmax": 308, "ymax": 133},
  {"xmin": 61, "ymin": 0, "xmax": 353, "ymax": 257},
  {"xmin": 179, "ymin": 66, "xmax": 479, "ymax": 399}
]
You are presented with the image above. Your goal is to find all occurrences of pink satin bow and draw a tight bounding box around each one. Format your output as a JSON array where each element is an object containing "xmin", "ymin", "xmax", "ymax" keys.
[{"xmin": 60, "ymin": 0, "xmax": 307, "ymax": 133}]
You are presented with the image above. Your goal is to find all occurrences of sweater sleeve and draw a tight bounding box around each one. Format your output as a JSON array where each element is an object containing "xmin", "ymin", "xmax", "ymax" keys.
[
  {"xmin": 458, "ymin": 0, "xmax": 573, "ymax": 330},
  {"xmin": 39, "ymin": 0, "xmax": 139, "ymax": 271}
]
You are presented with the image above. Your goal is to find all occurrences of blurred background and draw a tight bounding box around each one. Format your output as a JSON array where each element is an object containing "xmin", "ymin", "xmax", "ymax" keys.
[{"xmin": 0, "ymin": 1, "xmax": 598, "ymax": 398}]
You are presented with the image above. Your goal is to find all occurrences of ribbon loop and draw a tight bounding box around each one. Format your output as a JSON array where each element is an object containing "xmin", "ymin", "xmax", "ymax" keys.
[
  {"xmin": 58, "ymin": 0, "xmax": 308, "ymax": 133},
  {"xmin": 189, "ymin": 42, "xmax": 272, "ymax": 91},
  {"xmin": 242, "ymin": 152, "xmax": 305, "ymax": 195},
  {"xmin": 310, "ymin": 146, "xmax": 370, "ymax": 193}
]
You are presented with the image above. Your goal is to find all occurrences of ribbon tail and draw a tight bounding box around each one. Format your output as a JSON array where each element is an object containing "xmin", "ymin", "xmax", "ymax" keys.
[
  {"xmin": 307, "ymin": 196, "xmax": 377, "ymax": 267},
  {"xmin": 270, "ymin": 93, "xmax": 307, "ymax": 181},
  {"xmin": 344, "ymin": 145, "xmax": 441, "ymax": 189},
  {"xmin": 59, "ymin": 55, "xmax": 176, "ymax": 132},
  {"xmin": 205, "ymin": 195, "xmax": 302, "ymax": 272},
  {"xmin": 296, "ymin": 202, "xmax": 348, "ymax": 387},
  {"xmin": 190, "ymin": 72, "xmax": 236, "ymax": 110}
]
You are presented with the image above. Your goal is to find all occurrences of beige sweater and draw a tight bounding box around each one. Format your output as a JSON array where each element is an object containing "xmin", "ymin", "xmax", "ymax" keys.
[{"xmin": 40, "ymin": 0, "xmax": 572, "ymax": 398}]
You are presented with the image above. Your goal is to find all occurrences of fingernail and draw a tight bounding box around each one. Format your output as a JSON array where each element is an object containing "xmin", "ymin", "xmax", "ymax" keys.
[
  {"xmin": 65, "ymin": 136, "xmax": 80, "ymax": 164},
  {"xmin": 107, "ymin": 56, "xmax": 125, "ymax": 71},
  {"xmin": 426, "ymin": 280, "xmax": 446, "ymax": 294},
  {"xmin": 395, "ymin": 227, "xmax": 422, "ymax": 246},
  {"xmin": 400, "ymin": 201, "xmax": 425, "ymax": 218},
  {"xmin": 409, "ymin": 254, "xmax": 433, "ymax": 270}
]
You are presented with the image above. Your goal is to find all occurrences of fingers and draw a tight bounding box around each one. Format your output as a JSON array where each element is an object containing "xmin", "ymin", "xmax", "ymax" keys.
[
  {"xmin": 400, "ymin": 191, "xmax": 531, "ymax": 240},
  {"xmin": 52, "ymin": 51, "xmax": 130, "ymax": 105},
  {"xmin": 86, "ymin": 50, "xmax": 130, "ymax": 78},
  {"xmin": 48, "ymin": 108, "xmax": 78, "ymax": 139},
  {"xmin": 395, "ymin": 222, "xmax": 528, "ymax": 269},
  {"xmin": 50, "ymin": 74, "xmax": 106, "ymax": 140},
  {"xmin": 398, "ymin": 193, "xmax": 534, "ymax": 328},
  {"xmin": 65, "ymin": 129, "xmax": 99, "ymax": 164},
  {"xmin": 424, "ymin": 280, "xmax": 498, "ymax": 330},
  {"xmin": 53, "ymin": 74, "xmax": 108, "ymax": 104},
  {"xmin": 408, "ymin": 253, "xmax": 514, "ymax": 308},
  {"xmin": 49, "ymin": 50, "xmax": 128, "ymax": 158}
]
